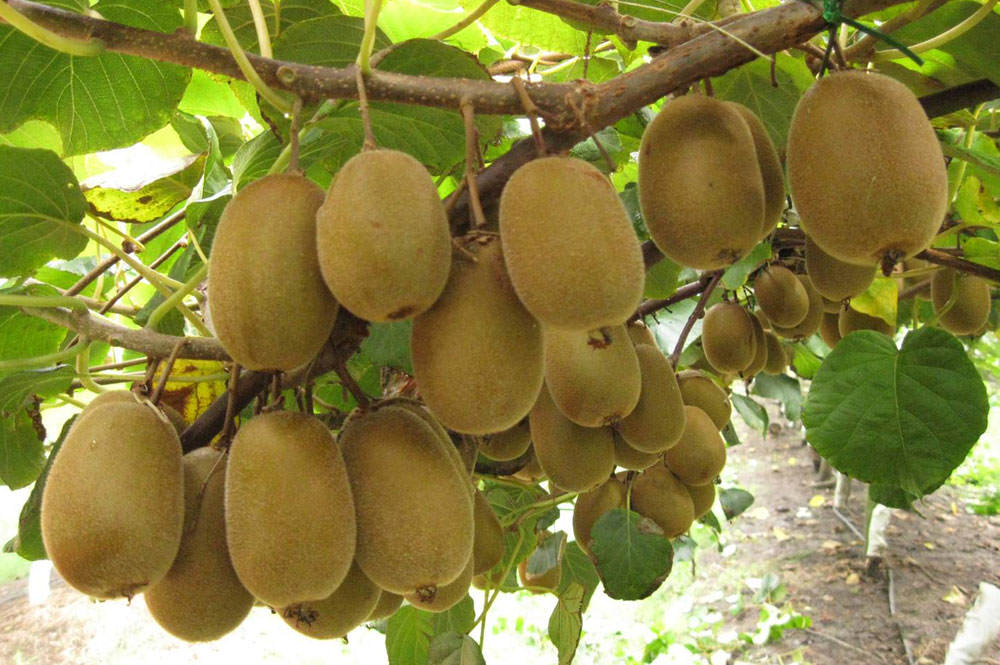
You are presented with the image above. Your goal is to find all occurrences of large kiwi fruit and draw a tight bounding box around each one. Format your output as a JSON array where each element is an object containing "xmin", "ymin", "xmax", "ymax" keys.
[
  {"xmin": 618, "ymin": 344, "xmax": 687, "ymax": 453},
  {"xmin": 638, "ymin": 94, "xmax": 764, "ymax": 270},
  {"xmin": 543, "ymin": 324, "xmax": 641, "ymax": 427},
  {"xmin": 701, "ymin": 302, "xmax": 757, "ymax": 374},
  {"xmin": 677, "ymin": 370, "xmax": 731, "ymax": 430},
  {"xmin": 572, "ymin": 476, "xmax": 626, "ymax": 552},
  {"xmin": 367, "ymin": 591, "xmax": 404, "ymax": 621},
  {"xmin": 225, "ymin": 411, "xmax": 356, "ymax": 607},
  {"xmin": 208, "ymin": 173, "xmax": 338, "ymax": 371},
  {"xmin": 630, "ymin": 465, "xmax": 696, "ymax": 538},
  {"xmin": 663, "ymin": 406, "xmax": 727, "ymax": 486},
  {"xmin": 529, "ymin": 384, "xmax": 615, "ymax": 492},
  {"xmin": 339, "ymin": 403, "xmax": 474, "ymax": 596},
  {"xmin": 499, "ymin": 156, "xmax": 645, "ymax": 329},
  {"xmin": 473, "ymin": 490, "xmax": 504, "ymax": 575},
  {"xmin": 612, "ymin": 429, "xmax": 661, "ymax": 471},
  {"xmin": 771, "ymin": 274, "xmax": 823, "ymax": 341},
  {"xmin": 754, "ymin": 265, "xmax": 809, "ymax": 328},
  {"xmin": 787, "ymin": 71, "xmax": 948, "ymax": 268},
  {"xmin": 480, "ymin": 419, "xmax": 532, "ymax": 461},
  {"xmin": 280, "ymin": 560, "xmax": 381, "ymax": 639},
  {"xmin": 406, "ymin": 558, "xmax": 472, "ymax": 612},
  {"xmin": 145, "ymin": 448, "xmax": 253, "ymax": 641},
  {"xmin": 931, "ymin": 268, "xmax": 992, "ymax": 335},
  {"xmin": 41, "ymin": 401, "xmax": 184, "ymax": 599},
  {"xmin": 725, "ymin": 102, "xmax": 785, "ymax": 237},
  {"xmin": 805, "ymin": 235, "xmax": 875, "ymax": 302},
  {"xmin": 316, "ymin": 149, "xmax": 451, "ymax": 322},
  {"xmin": 411, "ymin": 234, "xmax": 544, "ymax": 434}
]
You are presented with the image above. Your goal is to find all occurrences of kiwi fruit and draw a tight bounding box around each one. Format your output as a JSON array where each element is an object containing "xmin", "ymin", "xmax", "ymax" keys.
[
  {"xmin": 701, "ymin": 302, "xmax": 757, "ymax": 374},
  {"xmin": 901, "ymin": 257, "xmax": 934, "ymax": 299},
  {"xmin": 572, "ymin": 476, "xmax": 626, "ymax": 552},
  {"xmin": 676, "ymin": 370, "xmax": 731, "ymax": 430},
  {"xmin": 819, "ymin": 311, "xmax": 842, "ymax": 348},
  {"xmin": 518, "ymin": 554, "xmax": 562, "ymax": 594},
  {"xmin": 339, "ymin": 403, "xmax": 474, "ymax": 596},
  {"xmin": 226, "ymin": 411, "xmax": 356, "ymax": 607},
  {"xmin": 771, "ymin": 274, "xmax": 823, "ymax": 341},
  {"xmin": 529, "ymin": 383, "xmax": 615, "ymax": 492},
  {"xmin": 787, "ymin": 71, "xmax": 948, "ymax": 268},
  {"xmin": 725, "ymin": 102, "xmax": 785, "ymax": 237},
  {"xmin": 754, "ymin": 265, "xmax": 809, "ymax": 328},
  {"xmin": 618, "ymin": 344, "xmax": 687, "ymax": 453},
  {"xmin": 411, "ymin": 234, "xmax": 544, "ymax": 434},
  {"xmin": 480, "ymin": 419, "xmax": 532, "ymax": 461},
  {"xmin": 280, "ymin": 560, "xmax": 381, "ymax": 639},
  {"xmin": 543, "ymin": 324, "xmax": 642, "ymax": 427},
  {"xmin": 207, "ymin": 173, "xmax": 338, "ymax": 371},
  {"xmin": 406, "ymin": 558, "xmax": 472, "ymax": 612},
  {"xmin": 821, "ymin": 296, "xmax": 842, "ymax": 314},
  {"xmin": 79, "ymin": 390, "xmax": 185, "ymax": 434},
  {"xmin": 638, "ymin": 94, "xmax": 764, "ymax": 270},
  {"xmin": 838, "ymin": 306, "xmax": 894, "ymax": 337},
  {"xmin": 685, "ymin": 482, "xmax": 716, "ymax": 520},
  {"xmin": 473, "ymin": 490, "xmax": 504, "ymax": 575},
  {"xmin": 145, "ymin": 448, "xmax": 253, "ymax": 642},
  {"xmin": 805, "ymin": 235, "xmax": 875, "ymax": 302},
  {"xmin": 740, "ymin": 312, "xmax": 768, "ymax": 378},
  {"xmin": 626, "ymin": 321, "xmax": 659, "ymax": 348},
  {"xmin": 931, "ymin": 268, "xmax": 992, "ymax": 335},
  {"xmin": 762, "ymin": 332, "xmax": 788, "ymax": 375},
  {"xmin": 509, "ymin": 447, "xmax": 547, "ymax": 483},
  {"xmin": 630, "ymin": 465, "xmax": 696, "ymax": 538},
  {"xmin": 499, "ymin": 156, "xmax": 645, "ymax": 329},
  {"xmin": 366, "ymin": 591, "xmax": 404, "ymax": 621},
  {"xmin": 612, "ymin": 429, "xmax": 661, "ymax": 471},
  {"xmin": 41, "ymin": 401, "xmax": 184, "ymax": 599},
  {"xmin": 663, "ymin": 406, "xmax": 727, "ymax": 486},
  {"xmin": 316, "ymin": 149, "xmax": 451, "ymax": 322}
]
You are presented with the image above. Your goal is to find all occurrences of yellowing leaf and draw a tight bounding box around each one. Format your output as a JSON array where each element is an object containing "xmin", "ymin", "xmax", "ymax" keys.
[
  {"xmin": 845, "ymin": 573, "xmax": 860, "ymax": 585},
  {"xmin": 772, "ymin": 527, "xmax": 789, "ymax": 541},
  {"xmin": 850, "ymin": 277, "xmax": 897, "ymax": 327},
  {"xmin": 154, "ymin": 359, "xmax": 228, "ymax": 428},
  {"xmin": 942, "ymin": 586, "xmax": 967, "ymax": 605},
  {"xmin": 809, "ymin": 495, "xmax": 827, "ymax": 508}
]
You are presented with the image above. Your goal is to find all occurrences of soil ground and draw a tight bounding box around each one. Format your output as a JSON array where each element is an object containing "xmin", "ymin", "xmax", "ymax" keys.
[{"xmin": 0, "ymin": 402, "xmax": 997, "ymax": 665}]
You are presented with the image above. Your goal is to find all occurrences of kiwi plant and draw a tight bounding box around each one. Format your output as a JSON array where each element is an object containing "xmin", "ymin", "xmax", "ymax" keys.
[{"xmin": 10, "ymin": 1, "xmax": 999, "ymax": 660}]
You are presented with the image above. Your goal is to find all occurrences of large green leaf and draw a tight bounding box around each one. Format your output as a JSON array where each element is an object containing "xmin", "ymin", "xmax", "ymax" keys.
[
  {"xmin": 751, "ymin": 373, "xmax": 802, "ymax": 421},
  {"xmin": 0, "ymin": 367, "xmax": 75, "ymax": 489},
  {"xmin": 82, "ymin": 154, "xmax": 205, "ymax": 224},
  {"xmin": 201, "ymin": 0, "xmax": 338, "ymax": 52},
  {"xmin": 427, "ymin": 633, "xmax": 485, "ymax": 665},
  {"xmin": 386, "ymin": 598, "xmax": 475, "ymax": 665},
  {"xmin": 803, "ymin": 328, "xmax": 989, "ymax": 501},
  {"xmin": 732, "ymin": 393, "xmax": 768, "ymax": 435},
  {"xmin": 712, "ymin": 53, "xmax": 815, "ymax": 147},
  {"xmin": 0, "ymin": 303, "xmax": 72, "ymax": 363},
  {"xmin": 272, "ymin": 14, "xmax": 387, "ymax": 67},
  {"xmin": 459, "ymin": 0, "xmax": 587, "ymax": 52},
  {"xmin": 590, "ymin": 508, "xmax": 672, "ymax": 600},
  {"xmin": 891, "ymin": 2, "xmax": 1000, "ymax": 86},
  {"xmin": 556, "ymin": 541, "xmax": 599, "ymax": 611},
  {"xmin": 0, "ymin": 147, "xmax": 87, "ymax": 277},
  {"xmin": 548, "ymin": 582, "xmax": 584, "ymax": 665},
  {"xmin": 0, "ymin": 0, "xmax": 189, "ymax": 155}
]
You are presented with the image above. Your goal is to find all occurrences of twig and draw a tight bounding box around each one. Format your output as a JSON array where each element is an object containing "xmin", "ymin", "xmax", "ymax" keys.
[
  {"xmin": 511, "ymin": 76, "xmax": 547, "ymax": 155},
  {"xmin": 669, "ymin": 271, "xmax": 722, "ymax": 367},
  {"xmin": 430, "ymin": 0, "xmax": 500, "ymax": 41},
  {"xmin": 97, "ymin": 237, "xmax": 187, "ymax": 315},
  {"xmin": 630, "ymin": 276, "xmax": 711, "ymax": 321},
  {"xmin": 833, "ymin": 506, "xmax": 867, "ymax": 540},
  {"xmin": 217, "ymin": 363, "xmax": 242, "ymax": 448},
  {"xmin": 149, "ymin": 339, "xmax": 188, "ymax": 404},
  {"xmin": 334, "ymin": 358, "xmax": 370, "ymax": 408},
  {"xmin": 888, "ymin": 567, "xmax": 917, "ymax": 665},
  {"xmin": 803, "ymin": 628, "xmax": 889, "ymax": 664},
  {"xmin": 356, "ymin": 66, "xmax": 377, "ymax": 151},
  {"xmin": 460, "ymin": 99, "xmax": 487, "ymax": 228}
]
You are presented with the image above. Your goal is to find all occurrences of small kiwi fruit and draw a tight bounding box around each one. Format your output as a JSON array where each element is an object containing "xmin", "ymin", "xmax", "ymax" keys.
[
  {"xmin": 771, "ymin": 274, "xmax": 823, "ymax": 341},
  {"xmin": 626, "ymin": 321, "xmax": 659, "ymax": 348},
  {"xmin": 931, "ymin": 268, "xmax": 992, "ymax": 335},
  {"xmin": 473, "ymin": 490, "xmax": 504, "ymax": 575},
  {"xmin": 701, "ymin": 302, "xmax": 757, "ymax": 374},
  {"xmin": 838, "ymin": 306, "xmax": 894, "ymax": 337},
  {"xmin": 316, "ymin": 149, "xmax": 451, "ymax": 322},
  {"xmin": 618, "ymin": 344, "xmax": 687, "ymax": 453},
  {"xmin": 208, "ymin": 173, "xmax": 338, "ymax": 371},
  {"xmin": 405, "ymin": 558, "xmax": 473, "ymax": 612},
  {"xmin": 366, "ymin": 591, "xmax": 404, "ymax": 622},
  {"xmin": 754, "ymin": 264, "xmax": 809, "ymax": 328},
  {"xmin": 411, "ymin": 234, "xmax": 544, "ymax": 435},
  {"xmin": 663, "ymin": 406, "xmax": 727, "ymax": 487},
  {"xmin": 805, "ymin": 235, "xmax": 875, "ymax": 302},
  {"xmin": 280, "ymin": 560, "xmax": 381, "ymax": 639},
  {"xmin": 685, "ymin": 482, "xmax": 716, "ymax": 520},
  {"xmin": 480, "ymin": 420, "xmax": 532, "ymax": 461},
  {"xmin": 499, "ymin": 156, "xmax": 645, "ymax": 329},
  {"xmin": 630, "ymin": 465, "xmax": 696, "ymax": 538},
  {"xmin": 819, "ymin": 311, "xmax": 842, "ymax": 348},
  {"xmin": 762, "ymin": 331, "xmax": 788, "ymax": 375},
  {"xmin": 740, "ymin": 312, "xmax": 769, "ymax": 378},
  {"xmin": 225, "ymin": 411, "xmax": 356, "ymax": 607},
  {"xmin": 787, "ymin": 71, "xmax": 948, "ymax": 268},
  {"xmin": 572, "ymin": 476, "xmax": 626, "ymax": 552},
  {"xmin": 145, "ymin": 448, "xmax": 253, "ymax": 642},
  {"xmin": 612, "ymin": 429, "xmax": 661, "ymax": 471},
  {"xmin": 638, "ymin": 94, "xmax": 764, "ymax": 270},
  {"xmin": 676, "ymin": 370, "xmax": 731, "ymax": 430}
]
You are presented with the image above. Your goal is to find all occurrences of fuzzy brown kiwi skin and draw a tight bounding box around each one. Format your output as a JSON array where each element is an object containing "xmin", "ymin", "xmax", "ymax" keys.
[
  {"xmin": 572, "ymin": 476, "xmax": 626, "ymax": 552},
  {"xmin": 771, "ymin": 274, "xmax": 824, "ymax": 341},
  {"xmin": 701, "ymin": 302, "xmax": 757, "ymax": 374},
  {"xmin": 662, "ymin": 405, "xmax": 727, "ymax": 487},
  {"xmin": 280, "ymin": 560, "xmax": 381, "ymax": 639},
  {"xmin": 208, "ymin": 173, "xmax": 338, "ymax": 372},
  {"xmin": 787, "ymin": 70, "xmax": 948, "ymax": 267},
  {"xmin": 931, "ymin": 268, "xmax": 992, "ymax": 335},
  {"xmin": 819, "ymin": 311, "xmax": 842, "ymax": 349},
  {"xmin": 618, "ymin": 344, "xmax": 687, "ymax": 453},
  {"xmin": 725, "ymin": 102, "xmax": 785, "ymax": 237},
  {"xmin": 805, "ymin": 235, "xmax": 876, "ymax": 302},
  {"xmin": 676, "ymin": 370, "xmax": 731, "ymax": 430},
  {"xmin": 740, "ymin": 312, "xmax": 768, "ymax": 378},
  {"xmin": 838, "ymin": 306, "xmax": 894, "ymax": 337},
  {"xmin": 630, "ymin": 465, "xmax": 696, "ymax": 538},
  {"xmin": 754, "ymin": 264, "xmax": 809, "ymax": 328},
  {"xmin": 638, "ymin": 94, "xmax": 764, "ymax": 270}
]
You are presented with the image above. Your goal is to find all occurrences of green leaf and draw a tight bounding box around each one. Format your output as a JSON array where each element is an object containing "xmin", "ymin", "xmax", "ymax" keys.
[
  {"xmin": 751, "ymin": 373, "xmax": 802, "ymax": 421},
  {"xmin": 0, "ymin": 0, "xmax": 190, "ymax": 155},
  {"xmin": 849, "ymin": 277, "xmax": 898, "ymax": 328},
  {"xmin": 11, "ymin": 413, "xmax": 75, "ymax": 559},
  {"xmin": 0, "ymin": 146, "xmax": 87, "ymax": 277},
  {"xmin": 202, "ymin": 0, "xmax": 339, "ymax": 52},
  {"xmin": 719, "ymin": 487, "xmax": 754, "ymax": 520},
  {"xmin": 526, "ymin": 530, "xmax": 565, "ymax": 576},
  {"xmin": 556, "ymin": 541, "xmax": 599, "ymax": 611},
  {"xmin": 376, "ymin": 0, "xmax": 486, "ymax": 53},
  {"xmin": 460, "ymin": 0, "xmax": 587, "ymax": 52},
  {"xmin": 82, "ymin": 154, "xmax": 205, "ymax": 224},
  {"xmin": 803, "ymin": 328, "xmax": 989, "ymax": 499},
  {"xmin": 721, "ymin": 420, "xmax": 741, "ymax": 447},
  {"xmin": 731, "ymin": 393, "xmax": 768, "ymax": 434},
  {"xmin": 386, "ymin": 598, "xmax": 476, "ymax": 665},
  {"xmin": 358, "ymin": 321, "xmax": 413, "ymax": 374},
  {"xmin": 0, "ymin": 368, "xmax": 75, "ymax": 488},
  {"xmin": 590, "ymin": 508, "xmax": 673, "ymax": 600},
  {"xmin": 961, "ymin": 237, "xmax": 1000, "ymax": 271},
  {"xmin": 643, "ymin": 256, "xmax": 681, "ymax": 299},
  {"xmin": 427, "ymin": 633, "xmax": 485, "ymax": 665},
  {"xmin": 712, "ymin": 53, "xmax": 815, "ymax": 146},
  {"xmin": 177, "ymin": 70, "xmax": 249, "ymax": 119},
  {"xmin": 722, "ymin": 241, "xmax": 771, "ymax": 290},
  {"xmin": 272, "ymin": 14, "xmax": 387, "ymax": 68},
  {"xmin": 891, "ymin": 2, "xmax": 1000, "ymax": 86},
  {"xmin": 0, "ymin": 305, "xmax": 72, "ymax": 363},
  {"xmin": 792, "ymin": 343, "xmax": 823, "ymax": 379},
  {"xmin": 548, "ymin": 582, "xmax": 584, "ymax": 665}
]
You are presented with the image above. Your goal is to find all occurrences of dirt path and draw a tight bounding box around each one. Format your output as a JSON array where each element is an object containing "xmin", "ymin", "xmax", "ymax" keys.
[{"xmin": 1, "ymin": 402, "xmax": 998, "ymax": 665}]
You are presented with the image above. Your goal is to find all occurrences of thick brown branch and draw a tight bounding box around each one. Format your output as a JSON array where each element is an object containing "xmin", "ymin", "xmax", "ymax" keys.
[
  {"xmin": 916, "ymin": 248, "xmax": 1000, "ymax": 283},
  {"xmin": 631, "ymin": 275, "xmax": 712, "ymax": 321},
  {"xmin": 23, "ymin": 307, "xmax": 228, "ymax": 360}
]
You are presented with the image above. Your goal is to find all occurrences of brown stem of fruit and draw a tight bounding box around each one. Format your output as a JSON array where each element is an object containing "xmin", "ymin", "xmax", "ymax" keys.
[
  {"xmin": 629, "ymin": 276, "xmax": 712, "ymax": 321},
  {"xmin": 356, "ymin": 67, "xmax": 377, "ymax": 151},
  {"xmin": 216, "ymin": 363, "xmax": 242, "ymax": 448},
  {"xmin": 460, "ymin": 99, "xmax": 487, "ymax": 229},
  {"xmin": 669, "ymin": 271, "xmax": 723, "ymax": 368},
  {"xmin": 334, "ymin": 358, "xmax": 370, "ymax": 409},
  {"xmin": 511, "ymin": 76, "xmax": 547, "ymax": 156},
  {"xmin": 149, "ymin": 338, "xmax": 188, "ymax": 405}
]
